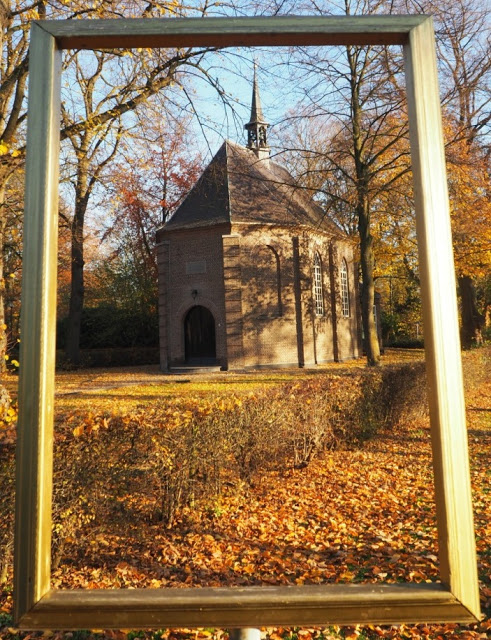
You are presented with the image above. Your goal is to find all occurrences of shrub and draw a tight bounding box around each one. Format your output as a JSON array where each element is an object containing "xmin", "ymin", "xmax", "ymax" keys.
[
  {"xmin": 48, "ymin": 360, "xmax": 431, "ymax": 547},
  {"xmin": 0, "ymin": 385, "xmax": 17, "ymax": 585},
  {"xmin": 0, "ymin": 358, "xmax": 436, "ymax": 572},
  {"xmin": 57, "ymin": 303, "xmax": 159, "ymax": 350},
  {"xmin": 385, "ymin": 338, "xmax": 425, "ymax": 349},
  {"xmin": 461, "ymin": 344, "xmax": 490, "ymax": 390},
  {"xmin": 0, "ymin": 443, "xmax": 14, "ymax": 585},
  {"xmin": 56, "ymin": 347, "xmax": 160, "ymax": 369}
]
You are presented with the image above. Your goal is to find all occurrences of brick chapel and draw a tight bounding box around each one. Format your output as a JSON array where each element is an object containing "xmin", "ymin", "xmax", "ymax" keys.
[{"xmin": 156, "ymin": 72, "xmax": 361, "ymax": 371}]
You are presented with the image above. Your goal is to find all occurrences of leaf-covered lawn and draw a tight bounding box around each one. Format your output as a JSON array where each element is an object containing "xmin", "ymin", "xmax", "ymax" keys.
[
  {"xmin": 1, "ymin": 348, "xmax": 490, "ymax": 640},
  {"xmin": 49, "ymin": 348, "xmax": 425, "ymax": 414}
]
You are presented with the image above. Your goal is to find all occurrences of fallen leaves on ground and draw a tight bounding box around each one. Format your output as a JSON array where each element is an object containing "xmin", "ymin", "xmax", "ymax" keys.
[{"xmin": 0, "ymin": 348, "xmax": 489, "ymax": 640}]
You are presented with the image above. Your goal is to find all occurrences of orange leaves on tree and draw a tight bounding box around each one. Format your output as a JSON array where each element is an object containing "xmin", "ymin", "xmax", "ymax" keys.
[{"xmin": 444, "ymin": 119, "xmax": 491, "ymax": 280}]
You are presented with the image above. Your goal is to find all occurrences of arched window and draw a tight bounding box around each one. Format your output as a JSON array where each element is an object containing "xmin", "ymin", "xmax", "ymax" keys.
[
  {"xmin": 267, "ymin": 245, "xmax": 283, "ymax": 316},
  {"xmin": 248, "ymin": 245, "xmax": 282, "ymax": 316},
  {"xmin": 340, "ymin": 259, "xmax": 350, "ymax": 317},
  {"xmin": 313, "ymin": 252, "xmax": 324, "ymax": 316}
]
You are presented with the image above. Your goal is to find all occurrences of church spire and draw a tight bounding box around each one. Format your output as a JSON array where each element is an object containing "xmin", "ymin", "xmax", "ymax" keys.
[{"xmin": 245, "ymin": 63, "xmax": 270, "ymax": 159}]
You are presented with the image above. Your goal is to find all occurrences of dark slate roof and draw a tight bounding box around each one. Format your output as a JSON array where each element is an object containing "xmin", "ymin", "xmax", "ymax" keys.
[{"xmin": 162, "ymin": 140, "xmax": 342, "ymax": 235}]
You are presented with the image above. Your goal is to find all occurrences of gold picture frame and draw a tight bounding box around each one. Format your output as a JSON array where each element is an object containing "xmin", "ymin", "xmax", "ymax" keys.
[{"xmin": 14, "ymin": 15, "xmax": 480, "ymax": 629}]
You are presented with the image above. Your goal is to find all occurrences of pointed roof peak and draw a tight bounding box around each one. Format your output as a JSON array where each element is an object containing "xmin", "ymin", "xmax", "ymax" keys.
[
  {"xmin": 249, "ymin": 61, "xmax": 266, "ymax": 125},
  {"xmin": 245, "ymin": 63, "xmax": 269, "ymax": 156}
]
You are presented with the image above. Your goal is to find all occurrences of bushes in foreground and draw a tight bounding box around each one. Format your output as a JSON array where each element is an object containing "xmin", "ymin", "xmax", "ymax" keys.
[
  {"xmin": 50, "ymin": 362, "xmax": 429, "ymax": 548},
  {"xmin": 3, "ymin": 346, "xmax": 489, "ymax": 584},
  {"xmin": 0, "ymin": 360, "xmax": 431, "ymax": 579}
]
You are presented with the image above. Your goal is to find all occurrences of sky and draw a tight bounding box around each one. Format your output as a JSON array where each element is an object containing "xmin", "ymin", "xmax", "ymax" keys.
[{"xmin": 179, "ymin": 47, "xmax": 302, "ymax": 160}]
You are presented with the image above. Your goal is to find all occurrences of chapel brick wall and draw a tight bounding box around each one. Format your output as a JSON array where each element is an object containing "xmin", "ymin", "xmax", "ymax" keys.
[
  {"xmin": 156, "ymin": 240, "xmax": 170, "ymax": 370},
  {"xmin": 156, "ymin": 225, "xmax": 229, "ymax": 369},
  {"xmin": 233, "ymin": 225, "xmax": 360, "ymax": 368},
  {"xmin": 157, "ymin": 223, "xmax": 360, "ymax": 371},
  {"xmin": 236, "ymin": 225, "xmax": 300, "ymax": 367},
  {"xmin": 222, "ymin": 234, "xmax": 244, "ymax": 369},
  {"xmin": 330, "ymin": 240, "xmax": 361, "ymax": 361},
  {"xmin": 301, "ymin": 230, "xmax": 337, "ymax": 366}
]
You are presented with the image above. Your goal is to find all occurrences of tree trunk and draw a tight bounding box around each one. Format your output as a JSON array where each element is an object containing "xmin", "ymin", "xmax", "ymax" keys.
[
  {"xmin": 0, "ymin": 5, "xmax": 10, "ymax": 373},
  {"xmin": 348, "ymin": 43, "xmax": 381, "ymax": 367},
  {"xmin": 0, "ymin": 181, "xmax": 7, "ymax": 372},
  {"xmin": 64, "ymin": 161, "xmax": 89, "ymax": 366},
  {"xmin": 0, "ymin": 0, "xmax": 8, "ymax": 51},
  {"xmin": 65, "ymin": 219, "xmax": 84, "ymax": 366},
  {"xmin": 358, "ymin": 197, "xmax": 380, "ymax": 366},
  {"xmin": 458, "ymin": 275, "xmax": 484, "ymax": 349}
]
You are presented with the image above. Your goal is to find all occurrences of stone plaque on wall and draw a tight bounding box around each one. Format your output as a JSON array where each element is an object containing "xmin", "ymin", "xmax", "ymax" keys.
[{"xmin": 186, "ymin": 260, "xmax": 206, "ymax": 275}]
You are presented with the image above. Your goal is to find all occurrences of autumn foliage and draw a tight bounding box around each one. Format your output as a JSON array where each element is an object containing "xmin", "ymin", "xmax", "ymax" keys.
[
  {"xmin": 0, "ymin": 348, "xmax": 490, "ymax": 639},
  {"xmin": 46, "ymin": 362, "xmax": 428, "ymax": 532}
]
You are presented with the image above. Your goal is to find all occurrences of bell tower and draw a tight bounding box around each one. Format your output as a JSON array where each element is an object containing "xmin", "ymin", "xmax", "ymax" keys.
[{"xmin": 244, "ymin": 63, "xmax": 270, "ymax": 160}]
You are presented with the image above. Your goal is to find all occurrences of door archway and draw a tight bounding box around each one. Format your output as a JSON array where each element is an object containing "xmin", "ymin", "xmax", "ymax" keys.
[{"xmin": 184, "ymin": 305, "xmax": 216, "ymax": 363}]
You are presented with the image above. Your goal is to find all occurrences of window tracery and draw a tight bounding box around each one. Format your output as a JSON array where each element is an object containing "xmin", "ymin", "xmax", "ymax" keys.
[
  {"xmin": 340, "ymin": 259, "xmax": 350, "ymax": 317},
  {"xmin": 314, "ymin": 252, "xmax": 324, "ymax": 316}
]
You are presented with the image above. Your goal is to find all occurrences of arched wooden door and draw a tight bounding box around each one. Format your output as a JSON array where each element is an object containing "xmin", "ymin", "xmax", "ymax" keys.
[{"xmin": 184, "ymin": 305, "xmax": 216, "ymax": 363}]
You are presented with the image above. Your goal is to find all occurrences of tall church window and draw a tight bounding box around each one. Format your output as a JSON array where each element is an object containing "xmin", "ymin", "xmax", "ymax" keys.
[
  {"xmin": 313, "ymin": 252, "xmax": 324, "ymax": 316},
  {"xmin": 340, "ymin": 258, "xmax": 350, "ymax": 317}
]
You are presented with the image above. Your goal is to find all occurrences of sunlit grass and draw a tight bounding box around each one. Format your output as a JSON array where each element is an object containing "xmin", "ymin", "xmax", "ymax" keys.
[
  {"xmin": 4, "ymin": 347, "xmax": 427, "ymax": 416},
  {"xmin": 54, "ymin": 374, "xmax": 296, "ymax": 415}
]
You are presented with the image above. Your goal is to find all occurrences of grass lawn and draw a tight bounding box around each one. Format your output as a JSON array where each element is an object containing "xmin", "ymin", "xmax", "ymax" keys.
[
  {"xmin": 48, "ymin": 348, "xmax": 425, "ymax": 414},
  {"xmin": 0, "ymin": 347, "xmax": 489, "ymax": 640}
]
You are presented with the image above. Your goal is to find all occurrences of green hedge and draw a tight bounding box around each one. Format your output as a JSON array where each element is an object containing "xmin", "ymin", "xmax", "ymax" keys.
[
  {"xmin": 57, "ymin": 303, "xmax": 159, "ymax": 350},
  {"xmin": 56, "ymin": 346, "xmax": 160, "ymax": 369}
]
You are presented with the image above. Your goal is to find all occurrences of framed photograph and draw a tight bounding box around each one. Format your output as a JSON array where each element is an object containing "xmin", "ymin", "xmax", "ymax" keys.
[{"xmin": 14, "ymin": 15, "xmax": 480, "ymax": 629}]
